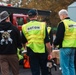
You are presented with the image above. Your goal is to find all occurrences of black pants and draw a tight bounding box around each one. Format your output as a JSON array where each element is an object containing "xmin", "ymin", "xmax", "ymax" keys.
[{"xmin": 27, "ymin": 47, "xmax": 48, "ymax": 75}]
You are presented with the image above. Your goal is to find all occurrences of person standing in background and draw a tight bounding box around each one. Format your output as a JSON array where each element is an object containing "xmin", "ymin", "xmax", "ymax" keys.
[
  {"xmin": 47, "ymin": 26, "xmax": 53, "ymax": 45},
  {"xmin": 0, "ymin": 11, "xmax": 22, "ymax": 75},
  {"xmin": 21, "ymin": 9, "xmax": 52, "ymax": 75},
  {"xmin": 53, "ymin": 9, "xmax": 76, "ymax": 75},
  {"xmin": 42, "ymin": 18, "xmax": 53, "ymax": 45}
]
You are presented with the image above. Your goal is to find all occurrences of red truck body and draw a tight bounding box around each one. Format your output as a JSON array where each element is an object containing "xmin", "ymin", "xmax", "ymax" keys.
[{"xmin": 11, "ymin": 14, "xmax": 28, "ymax": 31}]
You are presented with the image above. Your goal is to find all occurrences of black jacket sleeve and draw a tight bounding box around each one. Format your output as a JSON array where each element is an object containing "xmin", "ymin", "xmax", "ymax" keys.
[
  {"xmin": 14, "ymin": 26, "xmax": 22, "ymax": 49},
  {"xmin": 21, "ymin": 31, "xmax": 27, "ymax": 44},
  {"xmin": 54, "ymin": 22, "xmax": 65, "ymax": 48}
]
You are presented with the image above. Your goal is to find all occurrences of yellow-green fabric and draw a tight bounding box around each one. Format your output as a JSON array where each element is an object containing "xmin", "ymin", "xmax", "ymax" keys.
[
  {"xmin": 62, "ymin": 19, "xmax": 76, "ymax": 47},
  {"xmin": 47, "ymin": 27, "xmax": 51, "ymax": 34},
  {"xmin": 17, "ymin": 48, "xmax": 24, "ymax": 60},
  {"xmin": 22, "ymin": 21, "xmax": 46, "ymax": 53}
]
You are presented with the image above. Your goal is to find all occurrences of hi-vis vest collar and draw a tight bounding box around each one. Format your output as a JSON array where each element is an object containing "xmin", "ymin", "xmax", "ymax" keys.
[
  {"xmin": 22, "ymin": 21, "xmax": 46, "ymax": 53},
  {"xmin": 61, "ymin": 19, "xmax": 76, "ymax": 47}
]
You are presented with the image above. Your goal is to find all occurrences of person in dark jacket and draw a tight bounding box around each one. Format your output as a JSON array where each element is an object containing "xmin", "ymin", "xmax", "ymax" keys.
[{"xmin": 0, "ymin": 11, "xmax": 22, "ymax": 75}]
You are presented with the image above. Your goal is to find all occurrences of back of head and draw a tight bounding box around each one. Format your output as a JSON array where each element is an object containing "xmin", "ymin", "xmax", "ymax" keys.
[
  {"xmin": 28, "ymin": 9, "xmax": 38, "ymax": 18},
  {"xmin": 58, "ymin": 9, "xmax": 69, "ymax": 20},
  {"xmin": 58, "ymin": 9, "xmax": 68, "ymax": 16}
]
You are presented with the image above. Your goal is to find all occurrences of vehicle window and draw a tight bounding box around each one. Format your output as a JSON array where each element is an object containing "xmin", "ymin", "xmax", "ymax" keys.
[{"xmin": 17, "ymin": 17, "xmax": 24, "ymax": 26}]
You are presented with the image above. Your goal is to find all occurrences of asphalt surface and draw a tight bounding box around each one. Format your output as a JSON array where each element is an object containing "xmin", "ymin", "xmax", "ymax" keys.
[
  {"xmin": 19, "ymin": 65, "xmax": 62, "ymax": 75},
  {"xmin": 0, "ymin": 65, "xmax": 62, "ymax": 75}
]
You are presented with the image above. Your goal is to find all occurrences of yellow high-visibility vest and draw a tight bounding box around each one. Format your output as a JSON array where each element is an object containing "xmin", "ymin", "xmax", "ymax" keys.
[
  {"xmin": 62, "ymin": 19, "xmax": 76, "ymax": 47},
  {"xmin": 22, "ymin": 21, "xmax": 46, "ymax": 53},
  {"xmin": 17, "ymin": 48, "xmax": 23, "ymax": 60}
]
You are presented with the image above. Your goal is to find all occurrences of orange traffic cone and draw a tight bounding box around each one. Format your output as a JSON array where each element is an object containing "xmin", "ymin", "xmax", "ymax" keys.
[{"xmin": 23, "ymin": 54, "xmax": 30, "ymax": 68}]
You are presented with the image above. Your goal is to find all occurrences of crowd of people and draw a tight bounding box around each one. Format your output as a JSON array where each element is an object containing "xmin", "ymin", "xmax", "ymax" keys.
[{"xmin": 0, "ymin": 8, "xmax": 76, "ymax": 75}]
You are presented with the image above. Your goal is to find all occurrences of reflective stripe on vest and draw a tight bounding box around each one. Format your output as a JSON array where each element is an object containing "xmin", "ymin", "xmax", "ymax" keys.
[
  {"xmin": 22, "ymin": 21, "xmax": 46, "ymax": 53},
  {"xmin": 62, "ymin": 19, "xmax": 76, "ymax": 47}
]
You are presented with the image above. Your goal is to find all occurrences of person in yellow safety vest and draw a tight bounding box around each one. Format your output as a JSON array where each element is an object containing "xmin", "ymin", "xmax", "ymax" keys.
[
  {"xmin": 47, "ymin": 26, "xmax": 53, "ymax": 45},
  {"xmin": 17, "ymin": 47, "xmax": 30, "ymax": 68},
  {"xmin": 41, "ymin": 18, "xmax": 53, "ymax": 45},
  {"xmin": 53, "ymin": 9, "xmax": 76, "ymax": 75},
  {"xmin": 21, "ymin": 9, "xmax": 52, "ymax": 75},
  {"xmin": 17, "ymin": 48, "xmax": 24, "ymax": 65},
  {"xmin": 47, "ymin": 27, "xmax": 51, "ymax": 34}
]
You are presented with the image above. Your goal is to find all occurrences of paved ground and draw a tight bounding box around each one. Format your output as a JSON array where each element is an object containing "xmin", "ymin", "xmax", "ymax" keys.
[
  {"xmin": 0, "ymin": 65, "xmax": 62, "ymax": 75},
  {"xmin": 19, "ymin": 65, "xmax": 62, "ymax": 75}
]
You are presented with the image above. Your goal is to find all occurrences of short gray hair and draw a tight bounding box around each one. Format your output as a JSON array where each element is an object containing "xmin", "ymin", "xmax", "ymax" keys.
[{"xmin": 58, "ymin": 9, "xmax": 68, "ymax": 16}]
